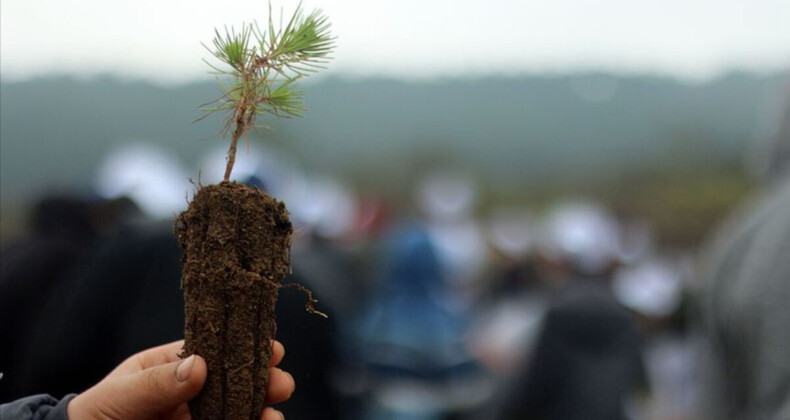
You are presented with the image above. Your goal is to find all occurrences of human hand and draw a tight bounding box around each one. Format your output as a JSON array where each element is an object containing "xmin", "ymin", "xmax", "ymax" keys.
[{"xmin": 67, "ymin": 340, "xmax": 294, "ymax": 420}]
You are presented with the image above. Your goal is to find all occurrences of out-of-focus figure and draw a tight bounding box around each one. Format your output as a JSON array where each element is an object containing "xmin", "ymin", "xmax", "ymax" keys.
[
  {"xmin": 614, "ymin": 258, "xmax": 699, "ymax": 420},
  {"xmin": 492, "ymin": 201, "xmax": 648, "ymax": 420},
  {"xmin": 539, "ymin": 201, "xmax": 622, "ymax": 278},
  {"xmin": 416, "ymin": 170, "xmax": 489, "ymax": 303},
  {"xmin": 698, "ymin": 86, "xmax": 790, "ymax": 420},
  {"xmin": 470, "ymin": 207, "xmax": 546, "ymax": 376},
  {"xmin": 95, "ymin": 143, "xmax": 192, "ymax": 219},
  {"xmin": 613, "ymin": 259, "xmax": 683, "ymax": 321},
  {"xmin": 353, "ymin": 223, "xmax": 485, "ymax": 420},
  {"xmin": 0, "ymin": 193, "xmax": 142, "ymax": 400}
]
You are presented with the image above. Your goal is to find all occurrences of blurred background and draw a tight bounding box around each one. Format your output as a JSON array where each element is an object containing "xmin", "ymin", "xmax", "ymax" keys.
[{"xmin": 1, "ymin": 1, "xmax": 789, "ymax": 419}]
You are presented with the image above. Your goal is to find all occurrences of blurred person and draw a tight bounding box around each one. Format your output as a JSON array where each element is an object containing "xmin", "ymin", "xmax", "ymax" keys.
[
  {"xmin": 416, "ymin": 170, "xmax": 490, "ymax": 303},
  {"xmin": 614, "ymin": 258, "xmax": 699, "ymax": 420},
  {"xmin": 613, "ymin": 258, "xmax": 683, "ymax": 322},
  {"xmin": 485, "ymin": 207, "xmax": 536, "ymax": 263},
  {"xmin": 0, "ymin": 193, "xmax": 142, "ymax": 399},
  {"xmin": 697, "ymin": 86, "xmax": 790, "ymax": 420},
  {"xmin": 0, "ymin": 339, "xmax": 294, "ymax": 420},
  {"xmin": 4, "ymin": 217, "xmax": 188, "ymax": 400},
  {"xmin": 94, "ymin": 143, "xmax": 192, "ymax": 219},
  {"xmin": 490, "ymin": 201, "xmax": 648, "ymax": 420},
  {"xmin": 1, "ymin": 145, "xmax": 191, "ymax": 399},
  {"xmin": 469, "ymin": 255, "xmax": 547, "ymax": 376},
  {"xmin": 470, "ymin": 207, "xmax": 547, "ymax": 376},
  {"xmin": 288, "ymin": 175, "xmax": 365, "ymax": 323},
  {"xmin": 353, "ymin": 223, "xmax": 486, "ymax": 420},
  {"xmin": 538, "ymin": 201, "xmax": 622, "ymax": 280}
]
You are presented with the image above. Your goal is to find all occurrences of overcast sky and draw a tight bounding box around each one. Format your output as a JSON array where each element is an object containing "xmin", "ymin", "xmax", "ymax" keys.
[{"xmin": 1, "ymin": 0, "xmax": 788, "ymax": 84}]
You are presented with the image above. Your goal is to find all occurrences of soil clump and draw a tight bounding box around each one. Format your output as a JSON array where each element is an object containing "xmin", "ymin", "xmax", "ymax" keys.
[{"xmin": 176, "ymin": 181, "xmax": 292, "ymax": 420}]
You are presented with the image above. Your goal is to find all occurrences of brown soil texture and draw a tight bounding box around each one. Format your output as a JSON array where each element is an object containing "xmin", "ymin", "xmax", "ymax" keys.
[{"xmin": 176, "ymin": 181, "xmax": 292, "ymax": 420}]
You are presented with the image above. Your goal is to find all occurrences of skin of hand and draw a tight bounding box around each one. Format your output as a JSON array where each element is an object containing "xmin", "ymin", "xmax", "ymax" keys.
[{"xmin": 67, "ymin": 340, "xmax": 294, "ymax": 420}]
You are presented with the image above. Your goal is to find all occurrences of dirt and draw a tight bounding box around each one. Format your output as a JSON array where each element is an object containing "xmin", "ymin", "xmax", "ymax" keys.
[{"xmin": 176, "ymin": 181, "xmax": 292, "ymax": 420}]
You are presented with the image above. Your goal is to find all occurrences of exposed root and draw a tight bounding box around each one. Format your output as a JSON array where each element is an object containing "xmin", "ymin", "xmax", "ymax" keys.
[{"xmin": 280, "ymin": 283, "xmax": 328, "ymax": 318}]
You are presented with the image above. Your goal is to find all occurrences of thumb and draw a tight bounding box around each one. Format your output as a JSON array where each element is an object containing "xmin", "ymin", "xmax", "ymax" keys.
[{"xmin": 69, "ymin": 355, "xmax": 207, "ymax": 420}]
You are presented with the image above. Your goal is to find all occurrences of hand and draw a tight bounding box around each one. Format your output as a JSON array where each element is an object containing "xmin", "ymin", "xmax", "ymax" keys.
[{"xmin": 67, "ymin": 340, "xmax": 294, "ymax": 420}]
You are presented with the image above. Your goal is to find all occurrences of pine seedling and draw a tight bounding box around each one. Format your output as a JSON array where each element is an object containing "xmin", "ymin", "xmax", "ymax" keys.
[{"xmin": 201, "ymin": 3, "xmax": 335, "ymax": 182}]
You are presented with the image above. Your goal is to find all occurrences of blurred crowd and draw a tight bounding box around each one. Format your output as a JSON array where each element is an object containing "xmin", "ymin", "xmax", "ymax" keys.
[
  {"xmin": 2, "ymin": 89, "xmax": 789, "ymax": 420},
  {"xmin": 0, "ymin": 146, "xmax": 702, "ymax": 420}
]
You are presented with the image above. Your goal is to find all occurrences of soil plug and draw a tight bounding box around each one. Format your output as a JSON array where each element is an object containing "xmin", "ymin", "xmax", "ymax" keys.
[{"xmin": 175, "ymin": 5, "xmax": 334, "ymax": 419}]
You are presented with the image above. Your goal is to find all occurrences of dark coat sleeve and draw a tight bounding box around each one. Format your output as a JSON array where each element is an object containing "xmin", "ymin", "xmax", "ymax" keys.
[{"xmin": 0, "ymin": 394, "xmax": 76, "ymax": 420}]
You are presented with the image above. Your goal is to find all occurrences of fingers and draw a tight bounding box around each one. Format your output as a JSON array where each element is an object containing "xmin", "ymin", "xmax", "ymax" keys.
[
  {"xmin": 134, "ymin": 340, "xmax": 186, "ymax": 369},
  {"xmin": 270, "ymin": 340, "xmax": 285, "ymax": 367},
  {"xmin": 111, "ymin": 340, "xmax": 186, "ymax": 376},
  {"xmin": 121, "ymin": 354, "xmax": 208, "ymax": 417},
  {"xmin": 266, "ymin": 367, "xmax": 295, "ymax": 403},
  {"xmin": 69, "ymin": 354, "xmax": 208, "ymax": 420},
  {"xmin": 261, "ymin": 407, "xmax": 285, "ymax": 420}
]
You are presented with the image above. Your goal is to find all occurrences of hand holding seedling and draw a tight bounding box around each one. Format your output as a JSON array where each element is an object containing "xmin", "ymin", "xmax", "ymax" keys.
[{"xmin": 67, "ymin": 340, "xmax": 293, "ymax": 420}]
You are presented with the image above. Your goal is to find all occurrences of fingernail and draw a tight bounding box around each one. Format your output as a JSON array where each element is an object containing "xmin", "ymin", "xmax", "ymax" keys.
[{"xmin": 176, "ymin": 355, "xmax": 196, "ymax": 382}]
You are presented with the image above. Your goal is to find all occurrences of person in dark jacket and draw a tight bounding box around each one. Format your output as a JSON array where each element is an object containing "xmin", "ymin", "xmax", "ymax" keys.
[
  {"xmin": 0, "ymin": 195, "xmax": 141, "ymax": 399},
  {"xmin": 495, "ymin": 278, "xmax": 647, "ymax": 420},
  {"xmin": 493, "ymin": 202, "xmax": 647, "ymax": 420}
]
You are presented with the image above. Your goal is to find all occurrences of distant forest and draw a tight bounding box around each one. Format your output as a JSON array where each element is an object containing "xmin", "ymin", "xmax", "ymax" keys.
[{"xmin": 1, "ymin": 72, "xmax": 787, "ymax": 245}]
